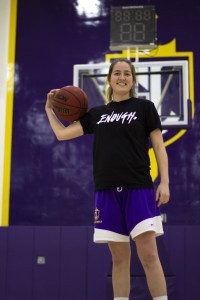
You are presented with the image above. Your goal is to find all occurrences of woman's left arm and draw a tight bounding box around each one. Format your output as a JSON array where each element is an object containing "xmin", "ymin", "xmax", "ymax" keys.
[{"xmin": 150, "ymin": 128, "xmax": 170, "ymax": 207}]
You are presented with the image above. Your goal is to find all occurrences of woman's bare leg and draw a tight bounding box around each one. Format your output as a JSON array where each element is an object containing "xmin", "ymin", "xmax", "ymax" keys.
[
  {"xmin": 108, "ymin": 241, "xmax": 131, "ymax": 298},
  {"xmin": 135, "ymin": 232, "xmax": 167, "ymax": 298}
]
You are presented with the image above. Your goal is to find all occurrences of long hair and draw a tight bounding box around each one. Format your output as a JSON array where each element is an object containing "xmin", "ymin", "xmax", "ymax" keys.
[{"xmin": 106, "ymin": 58, "xmax": 137, "ymax": 102}]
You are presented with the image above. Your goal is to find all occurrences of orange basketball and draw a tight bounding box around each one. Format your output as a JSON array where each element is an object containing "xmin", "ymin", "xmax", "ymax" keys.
[{"xmin": 52, "ymin": 86, "xmax": 88, "ymax": 122}]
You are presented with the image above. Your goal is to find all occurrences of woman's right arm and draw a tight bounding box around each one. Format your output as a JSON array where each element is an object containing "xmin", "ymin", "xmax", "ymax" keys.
[{"xmin": 45, "ymin": 90, "xmax": 84, "ymax": 141}]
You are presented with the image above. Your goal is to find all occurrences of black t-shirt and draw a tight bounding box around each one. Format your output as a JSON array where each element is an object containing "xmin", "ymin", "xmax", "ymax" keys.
[{"xmin": 79, "ymin": 97, "xmax": 161, "ymax": 190}]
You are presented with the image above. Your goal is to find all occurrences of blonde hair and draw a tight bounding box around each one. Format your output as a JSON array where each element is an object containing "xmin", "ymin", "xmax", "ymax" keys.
[{"xmin": 106, "ymin": 58, "xmax": 137, "ymax": 102}]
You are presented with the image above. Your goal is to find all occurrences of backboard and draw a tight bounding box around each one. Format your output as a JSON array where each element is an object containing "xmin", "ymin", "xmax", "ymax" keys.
[{"xmin": 73, "ymin": 60, "xmax": 191, "ymax": 129}]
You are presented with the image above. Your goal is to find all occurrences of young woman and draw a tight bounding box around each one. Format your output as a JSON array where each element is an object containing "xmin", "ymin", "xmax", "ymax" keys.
[{"xmin": 45, "ymin": 58, "xmax": 170, "ymax": 300}]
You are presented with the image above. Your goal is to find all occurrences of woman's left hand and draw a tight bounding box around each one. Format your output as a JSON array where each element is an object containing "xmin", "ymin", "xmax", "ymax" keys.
[{"xmin": 156, "ymin": 183, "xmax": 170, "ymax": 207}]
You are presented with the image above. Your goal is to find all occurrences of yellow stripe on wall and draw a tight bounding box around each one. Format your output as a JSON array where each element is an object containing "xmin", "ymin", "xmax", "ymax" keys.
[{"xmin": 2, "ymin": 0, "xmax": 18, "ymax": 226}]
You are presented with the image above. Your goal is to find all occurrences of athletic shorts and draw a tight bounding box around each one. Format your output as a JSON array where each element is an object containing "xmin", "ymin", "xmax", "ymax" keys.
[{"xmin": 93, "ymin": 187, "xmax": 164, "ymax": 243}]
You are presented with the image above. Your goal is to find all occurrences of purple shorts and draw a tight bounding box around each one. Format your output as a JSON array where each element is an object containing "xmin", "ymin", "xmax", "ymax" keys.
[{"xmin": 94, "ymin": 187, "xmax": 163, "ymax": 243}]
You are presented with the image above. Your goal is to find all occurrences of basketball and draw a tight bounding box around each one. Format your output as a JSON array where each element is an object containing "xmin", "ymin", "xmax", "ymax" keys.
[{"xmin": 52, "ymin": 85, "xmax": 88, "ymax": 122}]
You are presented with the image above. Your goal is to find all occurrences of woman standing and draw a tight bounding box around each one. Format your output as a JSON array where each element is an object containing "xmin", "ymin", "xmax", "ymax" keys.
[{"xmin": 45, "ymin": 58, "xmax": 170, "ymax": 300}]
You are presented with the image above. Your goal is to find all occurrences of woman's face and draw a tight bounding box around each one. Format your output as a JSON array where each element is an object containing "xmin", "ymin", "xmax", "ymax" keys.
[{"xmin": 109, "ymin": 61, "xmax": 135, "ymax": 100}]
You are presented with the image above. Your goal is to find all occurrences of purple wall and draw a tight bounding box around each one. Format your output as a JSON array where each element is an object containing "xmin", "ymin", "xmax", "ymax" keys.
[
  {"xmin": 0, "ymin": 226, "xmax": 200, "ymax": 300},
  {"xmin": 9, "ymin": 0, "xmax": 200, "ymax": 226}
]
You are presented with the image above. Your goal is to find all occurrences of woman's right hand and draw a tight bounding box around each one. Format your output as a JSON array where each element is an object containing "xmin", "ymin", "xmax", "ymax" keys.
[
  {"xmin": 45, "ymin": 89, "xmax": 59, "ymax": 111},
  {"xmin": 45, "ymin": 88, "xmax": 84, "ymax": 140}
]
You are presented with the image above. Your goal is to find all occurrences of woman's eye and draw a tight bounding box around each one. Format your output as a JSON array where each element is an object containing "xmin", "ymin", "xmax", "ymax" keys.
[{"xmin": 113, "ymin": 72, "xmax": 131, "ymax": 76}]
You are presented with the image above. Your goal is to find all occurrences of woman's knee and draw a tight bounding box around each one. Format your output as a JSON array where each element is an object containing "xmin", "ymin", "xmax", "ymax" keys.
[
  {"xmin": 108, "ymin": 242, "xmax": 131, "ymax": 266},
  {"xmin": 135, "ymin": 232, "xmax": 160, "ymax": 270},
  {"xmin": 139, "ymin": 250, "xmax": 159, "ymax": 271}
]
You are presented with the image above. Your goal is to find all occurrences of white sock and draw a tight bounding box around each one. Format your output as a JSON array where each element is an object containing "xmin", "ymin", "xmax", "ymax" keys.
[
  {"xmin": 114, "ymin": 298, "xmax": 129, "ymax": 300},
  {"xmin": 153, "ymin": 296, "xmax": 168, "ymax": 300}
]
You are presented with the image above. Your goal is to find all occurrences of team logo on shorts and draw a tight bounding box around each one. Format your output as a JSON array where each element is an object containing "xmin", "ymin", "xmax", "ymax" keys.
[{"xmin": 94, "ymin": 207, "xmax": 102, "ymax": 224}]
